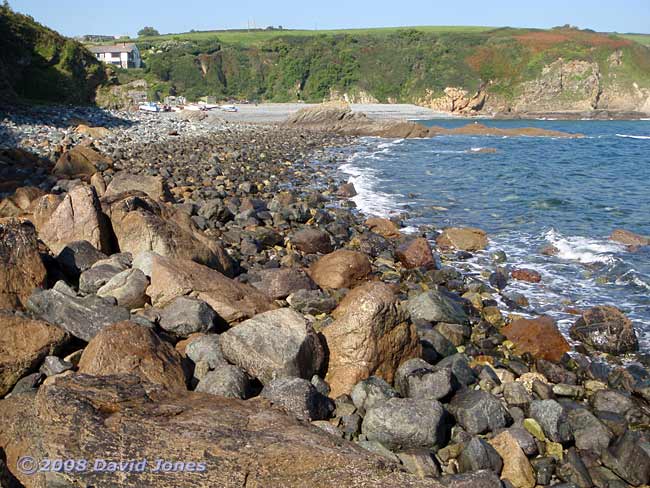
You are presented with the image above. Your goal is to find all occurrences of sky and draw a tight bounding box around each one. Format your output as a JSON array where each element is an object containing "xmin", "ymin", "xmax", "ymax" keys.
[{"xmin": 8, "ymin": 0, "xmax": 650, "ymax": 37}]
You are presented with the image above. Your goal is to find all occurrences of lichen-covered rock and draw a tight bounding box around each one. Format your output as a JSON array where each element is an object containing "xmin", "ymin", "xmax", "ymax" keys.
[{"xmin": 569, "ymin": 306, "xmax": 638, "ymax": 354}]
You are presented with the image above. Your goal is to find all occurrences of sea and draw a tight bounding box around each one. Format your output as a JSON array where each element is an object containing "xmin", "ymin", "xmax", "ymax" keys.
[{"xmin": 334, "ymin": 119, "xmax": 650, "ymax": 351}]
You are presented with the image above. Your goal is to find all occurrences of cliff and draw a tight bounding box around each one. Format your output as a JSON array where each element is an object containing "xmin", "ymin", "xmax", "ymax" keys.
[{"xmin": 0, "ymin": 5, "xmax": 107, "ymax": 105}]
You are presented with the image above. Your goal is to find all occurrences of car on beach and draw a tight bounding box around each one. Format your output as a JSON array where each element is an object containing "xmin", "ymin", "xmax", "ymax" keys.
[{"xmin": 220, "ymin": 105, "xmax": 238, "ymax": 112}]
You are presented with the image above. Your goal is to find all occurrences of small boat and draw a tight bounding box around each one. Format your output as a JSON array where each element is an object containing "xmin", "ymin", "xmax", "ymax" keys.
[{"xmin": 139, "ymin": 102, "xmax": 161, "ymax": 113}]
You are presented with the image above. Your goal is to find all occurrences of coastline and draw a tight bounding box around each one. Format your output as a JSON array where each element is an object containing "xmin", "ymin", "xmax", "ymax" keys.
[{"xmin": 1, "ymin": 104, "xmax": 649, "ymax": 485}]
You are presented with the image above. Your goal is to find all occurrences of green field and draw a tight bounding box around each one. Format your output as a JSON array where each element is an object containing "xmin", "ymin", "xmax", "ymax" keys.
[
  {"xmin": 117, "ymin": 25, "xmax": 497, "ymax": 46},
  {"xmin": 621, "ymin": 33, "xmax": 650, "ymax": 46}
]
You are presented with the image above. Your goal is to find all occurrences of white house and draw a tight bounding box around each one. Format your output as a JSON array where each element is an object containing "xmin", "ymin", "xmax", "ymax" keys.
[{"xmin": 89, "ymin": 43, "xmax": 142, "ymax": 69}]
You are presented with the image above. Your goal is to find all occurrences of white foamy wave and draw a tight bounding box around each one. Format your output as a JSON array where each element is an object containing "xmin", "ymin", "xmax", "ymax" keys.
[
  {"xmin": 339, "ymin": 162, "xmax": 401, "ymax": 218},
  {"xmin": 616, "ymin": 134, "xmax": 650, "ymax": 140},
  {"xmin": 544, "ymin": 229, "xmax": 621, "ymax": 264},
  {"xmin": 377, "ymin": 138, "xmax": 404, "ymax": 150}
]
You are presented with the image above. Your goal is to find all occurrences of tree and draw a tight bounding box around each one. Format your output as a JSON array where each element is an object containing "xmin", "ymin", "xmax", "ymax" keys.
[
  {"xmin": 138, "ymin": 26, "xmax": 160, "ymax": 37},
  {"xmin": 2, "ymin": 1, "xmax": 10, "ymax": 9}
]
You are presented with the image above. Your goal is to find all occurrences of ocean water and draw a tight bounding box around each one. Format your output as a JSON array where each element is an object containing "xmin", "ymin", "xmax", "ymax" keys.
[{"xmin": 335, "ymin": 119, "xmax": 650, "ymax": 351}]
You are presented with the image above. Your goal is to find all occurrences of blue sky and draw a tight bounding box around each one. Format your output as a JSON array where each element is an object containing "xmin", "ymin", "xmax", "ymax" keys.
[{"xmin": 9, "ymin": 0, "xmax": 650, "ymax": 37}]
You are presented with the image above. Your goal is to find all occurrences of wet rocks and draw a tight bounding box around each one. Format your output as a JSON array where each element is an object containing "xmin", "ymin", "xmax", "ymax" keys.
[
  {"xmin": 510, "ymin": 268, "xmax": 542, "ymax": 283},
  {"xmin": 26, "ymin": 282, "xmax": 130, "ymax": 341},
  {"xmin": 436, "ymin": 227, "xmax": 488, "ymax": 251},
  {"xmin": 569, "ymin": 305, "xmax": 639, "ymax": 354},
  {"xmin": 448, "ymin": 390, "xmax": 512, "ymax": 435},
  {"xmin": 146, "ymin": 254, "xmax": 276, "ymax": 324},
  {"xmin": 219, "ymin": 308, "xmax": 325, "ymax": 385},
  {"xmin": 396, "ymin": 237, "xmax": 437, "ymax": 269},
  {"xmin": 261, "ymin": 377, "xmax": 333, "ymax": 421},
  {"xmin": 407, "ymin": 288, "xmax": 469, "ymax": 325},
  {"xmin": 365, "ymin": 217, "xmax": 401, "ymax": 239},
  {"xmin": 338, "ymin": 182, "xmax": 357, "ymax": 197},
  {"xmin": 158, "ymin": 296, "xmax": 218, "ymax": 337},
  {"xmin": 0, "ymin": 314, "xmax": 68, "ymax": 396},
  {"xmin": 0, "ymin": 219, "xmax": 47, "ymax": 310},
  {"xmin": 323, "ymin": 282, "xmax": 420, "ymax": 397},
  {"xmin": 609, "ymin": 228, "xmax": 650, "ymax": 247},
  {"xmin": 77, "ymin": 321, "xmax": 187, "ymax": 392},
  {"xmin": 362, "ymin": 398, "xmax": 449, "ymax": 451},
  {"xmin": 502, "ymin": 316, "xmax": 570, "ymax": 362},
  {"xmin": 310, "ymin": 249, "xmax": 371, "ymax": 289},
  {"xmin": 290, "ymin": 228, "xmax": 333, "ymax": 254}
]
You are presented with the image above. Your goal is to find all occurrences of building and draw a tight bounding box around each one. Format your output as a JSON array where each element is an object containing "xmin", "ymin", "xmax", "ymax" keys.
[{"xmin": 88, "ymin": 43, "xmax": 142, "ymax": 69}]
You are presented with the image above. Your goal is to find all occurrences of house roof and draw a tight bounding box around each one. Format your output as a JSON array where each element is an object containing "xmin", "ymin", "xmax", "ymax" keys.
[{"xmin": 88, "ymin": 43, "xmax": 138, "ymax": 54}]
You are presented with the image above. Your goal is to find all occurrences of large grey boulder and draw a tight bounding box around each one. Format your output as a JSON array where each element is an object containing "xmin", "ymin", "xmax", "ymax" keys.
[
  {"xmin": 195, "ymin": 366, "xmax": 250, "ymax": 399},
  {"xmin": 79, "ymin": 254, "xmax": 130, "ymax": 294},
  {"xmin": 185, "ymin": 334, "xmax": 228, "ymax": 369},
  {"xmin": 395, "ymin": 358, "xmax": 454, "ymax": 400},
  {"xmin": 448, "ymin": 390, "xmax": 512, "ymax": 435},
  {"xmin": 350, "ymin": 376, "xmax": 398, "ymax": 416},
  {"xmin": 529, "ymin": 400, "xmax": 573, "ymax": 444},
  {"xmin": 26, "ymin": 281, "xmax": 130, "ymax": 342},
  {"xmin": 219, "ymin": 308, "xmax": 325, "ymax": 385},
  {"xmin": 567, "ymin": 407, "xmax": 613, "ymax": 453},
  {"xmin": 361, "ymin": 398, "xmax": 449, "ymax": 451},
  {"xmin": 287, "ymin": 289, "xmax": 337, "ymax": 315},
  {"xmin": 159, "ymin": 296, "xmax": 217, "ymax": 337},
  {"xmin": 261, "ymin": 377, "xmax": 333, "ymax": 421},
  {"xmin": 407, "ymin": 288, "xmax": 469, "ymax": 325},
  {"xmin": 55, "ymin": 240, "xmax": 107, "ymax": 278},
  {"xmin": 96, "ymin": 268, "xmax": 149, "ymax": 310},
  {"xmin": 601, "ymin": 430, "xmax": 650, "ymax": 486},
  {"xmin": 248, "ymin": 268, "xmax": 316, "ymax": 300},
  {"xmin": 457, "ymin": 437, "xmax": 503, "ymax": 474}
]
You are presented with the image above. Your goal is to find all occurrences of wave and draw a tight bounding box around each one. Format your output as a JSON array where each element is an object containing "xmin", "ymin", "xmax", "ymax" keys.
[
  {"xmin": 544, "ymin": 229, "xmax": 621, "ymax": 265},
  {"xmin": 616, "ymin": 134, "xmax": 650, "ymax": 140},
  {"xmin": 339, "ymin": 161, "xmax": 401, "ymax": 218}
]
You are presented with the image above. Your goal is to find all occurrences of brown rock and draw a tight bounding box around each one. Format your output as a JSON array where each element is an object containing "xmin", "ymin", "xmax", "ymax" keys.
[
  {"xmin": 323, "ymin": 282, "xmax": 420, "ymax": 397},
  {"xmin": 436, "ymin": 227, "xmax": 488, "ymax": 251},
  {"xmin": 396, "ymin": 237, "xmax": 436, "ymax": 269},
  {"xmin": 0, "ymin": 219, "xmax": 47, "ymax": 310},
  {"xmin": 540, "ymin": 244, "xmax": 560, "ymax": 256},
  {"xmin": 502, "ymin": 316, "xmax": 570, "ymax": 363},
  {"xmin": 610, "ymin": 229, "xmax": 650, "ymax": 247},
  {"xmin": 90, "ymin": 172, "xmax": 107, "ymax": 196},
  {"xmin": 146, "ymin": 254, "xmax": 276, "ymax": 324},
  {"xmin": 35, "ymin": 185, "xmax": 112, "ymax": 255},
  {"xmin": 249, "ymin": 267, "xmax": 316, "ymax": 300},
  {"xmin": 489, "ymin": 430, "xmax": 535, "ymax": 488},
  {"xmin": 291, "ymin": 228, "xmax": 334, "ymax": 254},
  {"xmin": 511, "ymin": 269, "xmax": 542, "ymax": 283},
  {"xmin": 104, "ymin": 171, "xmax": 171, "ymax": 202},
  {"xmin": 569, "ymin": 305, "xmax": 638, "ymax": 354},
  {"xmin": 0, "ymin": 314, "xmax": 68, "ymax": 396},
  {"xmin": 0, "ymin": 187, "xmax": 45, "ymax": 218},
  {"xmin": 78, "ymin": 321, "xmax": 186, "ymax": 392},
  {"xmin": 75, "ymin": 125, "xmax": 110, "ymax": 139},
  {"xmin": 53, "ymin": 145, "xmax": 111, "ymax": 178},
  {"xmin": 103, "ymin": 192, "xmax": 232, "ymax": 275},
  {"xmin": 338, "ymin": 182, "xmax": 358, "ymax": 197},
  {"xmin": 0, "ymin": 374, "xmax": 444, "ymax": 487},
  {"xmin": 365, "ymin": 217, "xmax": 401, "ymax": 238},
  {"xmin": 310, "ymin": 250, "xmax": 372, "ymax": 290}
]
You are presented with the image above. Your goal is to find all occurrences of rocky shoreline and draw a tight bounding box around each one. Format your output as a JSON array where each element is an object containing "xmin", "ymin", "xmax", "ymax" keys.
[{"xmin": 0, "ymin": 105, "xmax": 649, "ymax": 488}]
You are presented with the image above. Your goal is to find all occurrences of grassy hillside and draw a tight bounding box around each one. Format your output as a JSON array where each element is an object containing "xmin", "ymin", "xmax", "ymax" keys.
[
  {"xmin": 621, "ymin": 33, "xmax": 650, "ymax": 46},
  {"xmin": 0, "ymin": 5, "xmax": 106, "ymax": 104},
  {"xmin": 110, "ymin": 26, "xmax": 650, "ymax": 108}
]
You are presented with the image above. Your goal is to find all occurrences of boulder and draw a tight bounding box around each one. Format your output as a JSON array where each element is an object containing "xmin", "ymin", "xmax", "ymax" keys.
[
  {"xmin": 610, "ymin": 229, "xmax": 650, "ymax": 247},
  {"xmin": 0, "ymin": 314, "xmax": 68, "ymax": 396},
  {"xmin": 489, "ymin": 431, "xmax": 535, "ymax": 488},
  {"xmin": 79, "ymin": 255, "xmax": 129, "ymax": 294},
  {"xmin": 55, "ymin": 240, "xmax": 107, "ymax": 278},
  {"xmin": 448, "ymin": 390, "xmax": 512, "ymax": 435},
  {"xmin": 146, "ymin": 254, "xmax": 276, "ymax": 324},
  {"xmin": 601, "ymin": 430, "xmax": 650, "ymax": 486},
  {"xmin": 53, "ymin": 145, "xmax": 111, "ymax": 178},
  {"xmin": 104, "ymin": 171, "xmax": 170, "ymax": 202},
  {"xmin": 26, "ymin": 282, "xmax": 130, "ymax": 342},
  {"xmin": 310, "ymin": 249, "xmax": 371, "ymax": 289},
  {"xmin": 338, "ymin": 182, "xmax": 358, "ymax": 197},
  {"xmin": 361, "ymin": 398, "xmax": 449, "ymax": 451},
  {"xmin": 350, "ymin": 376, "xmax": 399, "ymax": 415},
  {"xmin": 0, "ymin": 374, "xmax": 445, "ymax": 487},
  {"xmin": 529, "ymin": 400, "xmax": 573, "ymax": 444},
  {"xmin": 323, "ymin": 282, "xmax": 420, "ymax": 397},
  {"xmin": 248, "ymin": 267, "xmax": 316, "ymax": 299},
  {"xmin": 78, "ymin": 321, "xmax": 186, "ymax": 392},
  {"xmin": 365, "ymin": 218, "xmax": 401, "ymax": 238},
  {"xmin": 75, "ymin": 124, "xmax": 110, "ymax": 139},
  {"xmin": 159, "ymin": 296, "xmax": 218, "ymax": 337},
  {"xmin": 569, "ymin": 306, "xmax": 639, "ymax": 354},
  {"xmin": 0, "ymin": 219, "xmax": 47, "ymax": 310},
  {"xmin": 407, "ymin": 288, "xmax": 469, "ymax": 325},
  {"xmin": 97, "ymin": 268, "xmax": 149, "ymax": 310},
  {"xmin": 458, "ymin": 437, "xmax": 503, "ymax": 474},
  {"xmin": 261, "ymin": 377, "xmax": 333, "ymax": 421},
  {"xmin": 436, "ymin": 227, "xmax": 488, "ymax": 251},
  {"xmin": 287, "ymin": 289, "xmax": 337, "ymax": 315},
  {"xmin": 184, "ymin": 334, "xmax": 228, "ymax": 369},
  {"xmin": 396, "ymin": 238, "xmax": 436, "ymax": 269},
  {"xmin": 219, "ymin": 308, "xmax": 325, "ymax": 385},
  {"xmin": 510, "ymin": 268, "xmax": 542, "ymax": 283},
  {"xmin": 103, "ymin": 193, "xmax": 233, "ymax": 275},
  {"xmin": 567, "ymin": 407, "xmax": 613, "ymax": 453},
  {"xmin": 195, "ymin": 366, "xmax": 250, "ymax": 399},
  {"xmin": 291, "ymin": 228, "xmax": 333, "ymax": 254},
  {"xmin": 395, "ymin": 358, "xmax": 454, "ymax": 400},
  {"xmin": 501, "ymin": 316, "xmax": 570, "ymax": 363},
  {"xmin": 36, "ymin": 185, "xmax": 112, "ymax": 255}
]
